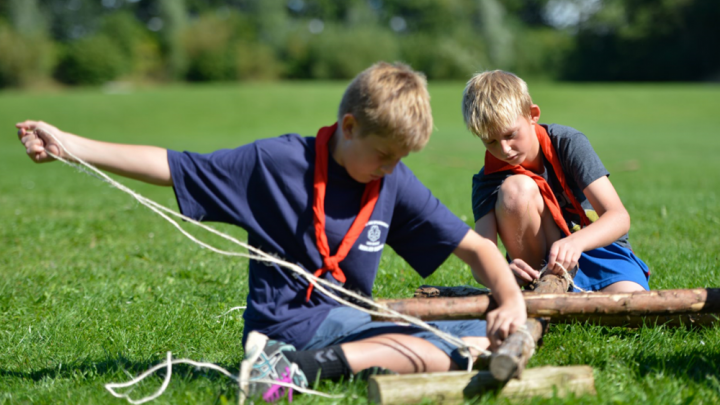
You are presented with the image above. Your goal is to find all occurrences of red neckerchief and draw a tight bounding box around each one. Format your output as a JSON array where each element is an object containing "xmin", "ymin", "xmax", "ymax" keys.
[
  {"xmin": 484, "ymin": 123, "xmax": 590, "ymax": 236},
  {"xmin": 306, "ymin": 123, "xmax": 381, "ymax": 301}
]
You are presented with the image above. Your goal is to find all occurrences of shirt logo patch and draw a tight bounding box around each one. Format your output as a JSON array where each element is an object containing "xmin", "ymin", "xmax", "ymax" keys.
[
  {"xmin": 368, "ymin": 225, "xmax": 381, "ymax": 242},
  {"xmin": 359, "ymin": 220, "xmax": 388, "ymax": 252}
]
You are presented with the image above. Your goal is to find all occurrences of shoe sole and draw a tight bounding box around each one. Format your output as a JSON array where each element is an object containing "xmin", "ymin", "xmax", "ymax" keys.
[{"xmin": 238, "ymin": 331, "xmax": 269, "ymax": 405}]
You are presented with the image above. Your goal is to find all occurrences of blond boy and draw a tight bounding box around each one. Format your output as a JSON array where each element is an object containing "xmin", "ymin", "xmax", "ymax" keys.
[
  {"xmin": 463, "ymin": 70, "xmax": 649, "ymax": 293},
  {"xmin": 18, "ymin": 63, "xmax": 525, "ymax": 402}
]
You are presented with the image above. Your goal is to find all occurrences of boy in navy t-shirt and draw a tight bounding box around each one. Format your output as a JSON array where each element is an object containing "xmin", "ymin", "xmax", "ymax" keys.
[
  {"xmin": 17, "ymin": 63, "xmax": 525, "ymax": 402},
  {"xmin": 462, "ymin": 70, "xmax": 649, "ymax": 293}
]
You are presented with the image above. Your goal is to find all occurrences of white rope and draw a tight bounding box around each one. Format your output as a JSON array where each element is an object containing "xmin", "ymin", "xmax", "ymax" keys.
[
  {"xmin": 36, "ymin": 126, "xmax": 489, "ymax": 401},
  {"xmin": 104, "ymin": 352, "xmax": 342, "ymax": 404}
]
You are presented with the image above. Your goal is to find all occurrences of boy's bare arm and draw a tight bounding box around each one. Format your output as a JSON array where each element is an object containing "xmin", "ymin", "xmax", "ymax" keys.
[
  {"xmin": 473, "ymin": 211, "xmax": 498, "ymax": 246},
  {"xmin": 453, "ymin": 230, "xmax": 526, "ymax": 349},
  {"xmin": 547, "ymin": 176, "xmax": 630, "ymax": 272},
  {"xmin": 16, "ymin": 120, "xmax": 172, "ymax": 186}
]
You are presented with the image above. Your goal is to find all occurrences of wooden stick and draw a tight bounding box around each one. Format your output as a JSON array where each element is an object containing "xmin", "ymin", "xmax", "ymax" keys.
[
  {"xmin": 367, "ymin": 365, "xmax": 596, "ymax": 405},
  {"xmin": 374, "ymin": 288, "xmax": 720, "ymax": 322},
  {"xmin": 489, "ymin": 318, "xmax": 545, "ymax": 381},
  {"xmin": 488, "ymin": 273, "xmax": 562, "ymax": 381}
]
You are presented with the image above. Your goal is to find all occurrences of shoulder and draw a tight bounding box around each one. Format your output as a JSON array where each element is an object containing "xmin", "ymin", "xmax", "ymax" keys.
[
  {"xmin": 546, "ymin": 124, "xmax": 588, "ymax": 143},
  {"xmin": 254, "ymin": 133, "xmax": 312, "ymax": 156},
  {"xmin": 253, "ymin": 133, "xmax": 314, "ymax": 167},
  {"xmin": 545, "ymin": 123, "xmax": 597, "ymax": 157}
]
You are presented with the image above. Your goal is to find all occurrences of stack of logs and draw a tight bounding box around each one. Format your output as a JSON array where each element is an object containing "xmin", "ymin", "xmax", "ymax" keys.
[{"xmin": 367, "ymin": 275, "xmax": 720, "ymax": 404}]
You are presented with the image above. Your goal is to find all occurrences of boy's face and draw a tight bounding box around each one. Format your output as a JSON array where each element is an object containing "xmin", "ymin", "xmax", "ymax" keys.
[
  {"xmin": 335, "ymin": 115, "xmax": 412, "ymax": 183},
  {"xmin": 482, "ymin": 105, "xmax": 541, "ymax": 169}
]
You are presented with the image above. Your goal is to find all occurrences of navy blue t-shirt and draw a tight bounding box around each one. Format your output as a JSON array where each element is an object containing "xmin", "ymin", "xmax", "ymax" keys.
[{"xmin": 168, "ymin": 133, "xmax": 470, "ymax": 349}]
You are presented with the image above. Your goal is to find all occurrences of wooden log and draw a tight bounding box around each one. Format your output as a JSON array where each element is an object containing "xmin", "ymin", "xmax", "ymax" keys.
[
  {"xmin": 414, "ymin": 285, "xmax": 490, "ymax": 298},
  {"xmin": 488, "ymin": 273, "xmax": 559, "ymax": 382},
  {"xmin": 367, "ymin": 365, "xmax": 595, "ymax": 405},
  {"xmin": 489, "ymin": 318, "xmax": 545, "ymax": 381},
  {"xmin": 530, "ymin": 273, "xmax": 571, "ymax": 293},
  {"xmin": 373, "ymin": 288, "xmax": 720, "ymax": 322}
]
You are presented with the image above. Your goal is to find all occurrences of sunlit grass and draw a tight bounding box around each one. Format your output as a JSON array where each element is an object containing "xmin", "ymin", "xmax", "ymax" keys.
[{"xmin": 1, "ymin": 81, "xmax": 719, "ymax": 404}]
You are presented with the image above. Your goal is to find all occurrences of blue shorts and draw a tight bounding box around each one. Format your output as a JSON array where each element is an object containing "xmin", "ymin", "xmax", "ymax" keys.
[
  {"xmin": 302, "ymin": 306, "xmax": 486, "ymax": 370},
  {"xmin": 573, "ymin": 242, "xmax": 650, "ymax": 291}
]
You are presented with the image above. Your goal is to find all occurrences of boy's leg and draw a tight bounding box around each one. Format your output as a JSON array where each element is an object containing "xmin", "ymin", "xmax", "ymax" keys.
[
  {"xmin": 494, "ymin": 174, "xmax": 562, "ymax": 269},
  {"xmin": 340, "ymin": 334, "xmax": 490, "ymax": 374},
  {"xmin": 601, "ymin": 281, "xmax": 646, "ymax": 292}
]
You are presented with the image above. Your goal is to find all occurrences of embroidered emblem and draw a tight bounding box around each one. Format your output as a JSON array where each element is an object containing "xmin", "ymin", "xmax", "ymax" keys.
[{"xmin": 368, "ymin": 225, "xmax": 381, "ymax": 242}]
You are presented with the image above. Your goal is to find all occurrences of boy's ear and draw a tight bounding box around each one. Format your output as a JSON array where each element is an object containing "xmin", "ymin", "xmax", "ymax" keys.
[
  {"xmin": 530, "ymin": 104, "xmax": 541, "ymax": 123},
  {"xmin": 340, "ymin": 113, "xmax": 359, "ymax": 140}
]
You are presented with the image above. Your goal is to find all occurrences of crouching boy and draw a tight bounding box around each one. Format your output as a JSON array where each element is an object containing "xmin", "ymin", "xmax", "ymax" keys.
[
  {"xmin": 462, "ymin": 70, "xmax": 650, "ymax": 293},
  {"xmin": 18, "ymin": 62, "xmax": 525, "ymax": 402}
]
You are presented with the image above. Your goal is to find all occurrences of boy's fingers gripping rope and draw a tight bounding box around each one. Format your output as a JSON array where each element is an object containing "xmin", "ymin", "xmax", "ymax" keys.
[{"xmin": 39, "ymin": 128, "xmax": 490, "ymax": 398}]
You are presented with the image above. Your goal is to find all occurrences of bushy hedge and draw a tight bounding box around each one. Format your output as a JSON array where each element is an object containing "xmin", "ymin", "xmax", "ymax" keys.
[
  {"xmin": 0, "ymin": 23, "xmax": 56, "ymax": 88},
  {"xmin": 55, "ymin": 35, "xmax": 126, "ymax": 85},
  {"xmin": 305, "ymin": 26, "xmax": 400, "ymax": 80},
  {"xmin": 99, "ymin": 11, "xmax": 163, "ymax": 80},
  {"xmin": 0, "ymin": 7, "xmax": 581, "ymax": 87}
]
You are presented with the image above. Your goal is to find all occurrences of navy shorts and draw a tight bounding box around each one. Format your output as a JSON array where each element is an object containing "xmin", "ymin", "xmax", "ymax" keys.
[
  {"xmin": 302, "ymin": 306, "xmax": 486, "ymax": 370},
  {"xmin": 573, "ymin": 242, "xmax": 650, "ymax": 291}
]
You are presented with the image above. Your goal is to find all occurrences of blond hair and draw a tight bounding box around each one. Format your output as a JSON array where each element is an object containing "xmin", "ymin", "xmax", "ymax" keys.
[
  {"xmin": 462, "ymin": 70, "xmax": 533, "ymax": 140},
  {"xmin": 338, "ymin": 62, "xmax": 433, "ymax": 151}
]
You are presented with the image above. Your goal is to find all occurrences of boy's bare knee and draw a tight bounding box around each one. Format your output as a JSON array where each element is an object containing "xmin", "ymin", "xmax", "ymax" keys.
[{"xmin": 497, "ymin": 175, "xmax": 541, "ymax": 215}]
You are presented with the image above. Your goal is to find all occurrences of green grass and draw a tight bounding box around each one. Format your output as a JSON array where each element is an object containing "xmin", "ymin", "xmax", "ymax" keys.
[{"xmin": 1, "ymin": 81, "xmax": 719, "ymax": 404}]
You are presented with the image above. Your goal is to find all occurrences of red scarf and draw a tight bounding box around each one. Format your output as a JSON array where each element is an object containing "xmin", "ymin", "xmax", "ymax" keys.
[
  {"xmin": 484, "ymin": 123, "xmax": 590, "ymax": 236},
  {"xmin": 306, "ymin": 123, "xmax": 381, "ymax": 301}
]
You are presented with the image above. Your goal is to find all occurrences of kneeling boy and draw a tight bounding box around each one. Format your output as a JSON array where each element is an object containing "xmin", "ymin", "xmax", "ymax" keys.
[
  {"xmin": 462, "ymin": 70, "xmax": 650, "ymax": 293},
  {"xmin": 18, "ymin": 63, "xmax": 525, "ymax": 402}
]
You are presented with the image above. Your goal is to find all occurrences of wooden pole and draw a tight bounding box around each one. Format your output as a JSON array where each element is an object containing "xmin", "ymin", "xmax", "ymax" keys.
[
  {"xmin": 367, "ymin": 365, "xmax": 596, "ymax": 405},
  {"xmin": 374, "ymin": 288, "xmax": 720, "ymax": 322},
  {"xmin": 489, "ymin": 318, "xmax": 545, "ymax": 381},
  {"xmin": 488, "ymin": 274, "xmax": 565, "ymax": 381}
]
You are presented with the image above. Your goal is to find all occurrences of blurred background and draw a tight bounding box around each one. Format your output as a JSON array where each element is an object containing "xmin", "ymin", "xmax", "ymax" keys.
[{"xmin": 0, "ymin": 0, "xmax": 718, "ymax": 89}]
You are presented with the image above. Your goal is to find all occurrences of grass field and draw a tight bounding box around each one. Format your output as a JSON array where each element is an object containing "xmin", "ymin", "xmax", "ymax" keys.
[{"xmin": 1, "ymin": 81, "xmax": 719, "ymax": 404}]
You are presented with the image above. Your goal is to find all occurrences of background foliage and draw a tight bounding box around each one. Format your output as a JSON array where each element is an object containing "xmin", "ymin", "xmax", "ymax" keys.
[{"xmin": 0, "ymin": 0, "xmax": 718, "ymax": 88}]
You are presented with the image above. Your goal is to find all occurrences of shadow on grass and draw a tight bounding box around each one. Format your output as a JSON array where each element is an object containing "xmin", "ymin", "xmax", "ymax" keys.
[
  {"xmin": 0, "ymin": 354, "xmax": 240, "ymax": 384},
  {"xmin": 634, "ymin": 348, "xmax": 720, "ymax": 383}
]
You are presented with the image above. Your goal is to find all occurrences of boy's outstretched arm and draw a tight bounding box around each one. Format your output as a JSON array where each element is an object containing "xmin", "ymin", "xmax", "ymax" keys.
[
  {"xmin": 16, "ymin": 120, "xmax": 172, "ymax": 186},
  {"xmin": 453, "ymin": 229, "xmax": 527, "ymax": 349},
  {"xmin": 547, "ymin": 176, "xmax": 630, "ymax": 274}
]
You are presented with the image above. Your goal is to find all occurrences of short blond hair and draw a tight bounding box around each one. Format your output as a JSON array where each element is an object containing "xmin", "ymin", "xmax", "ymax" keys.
[
  {"xmin": 462, "ymin": 70, "xmax": 533, "ymax": 140},
  {"xmin": 338, "ymin": 62, "xmax": 432, "ymax": 151}
]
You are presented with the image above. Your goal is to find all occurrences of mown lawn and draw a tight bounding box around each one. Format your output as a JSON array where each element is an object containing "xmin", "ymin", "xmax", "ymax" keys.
[{"xmin": 1, "ymin": 81, "xmax": 719, "ymax": 404}]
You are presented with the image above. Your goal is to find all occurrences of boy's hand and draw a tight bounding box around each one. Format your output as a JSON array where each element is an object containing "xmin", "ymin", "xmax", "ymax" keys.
[
  {"xmin": 16, "ymin": 120, "xmax": 67, "ymax": 163},
  {"xmin": 485, "ymin": 299, "xmax": 526, "ymax": 350},
  {"xmin": 509, "ymin": 258, "xmax": 539, "ymax": 286},
  {"xmin": 547, "ymin": 237, "xmax": 583, "ymax": 276}
]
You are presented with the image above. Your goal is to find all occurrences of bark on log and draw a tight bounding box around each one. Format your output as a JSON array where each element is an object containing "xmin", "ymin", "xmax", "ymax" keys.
[
  {"xmin": 367, "ymin": 365, "xmax": 595, "ymax": 404},
  {"xmin": 488, "ymin": 273, "xmax": 559, "ymax": 382},
  {"xmin": 373, "ymin": 288, "xmax": 720, "ymax": 322},
  {"xmin": 489, "ymin": 318, "xmax": 545, "ymax": 381}
]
